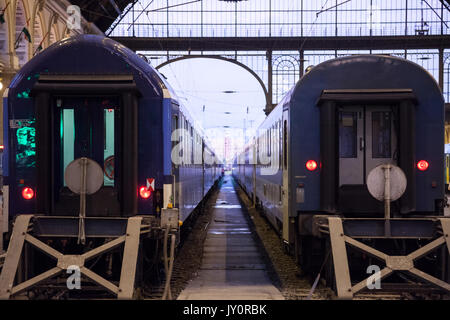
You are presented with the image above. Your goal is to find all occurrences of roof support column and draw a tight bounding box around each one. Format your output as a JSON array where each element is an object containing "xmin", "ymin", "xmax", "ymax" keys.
[
  {"xmin": 299, "ymin": 50, "xmax": 304, "ymax": 78},
  {"xmin": 266, "ymin": 50, "xmax": 273, "ymax": 115},
  {"xmin": 440, "ymin": 47, "xmax": 444, "ymax": 92}
]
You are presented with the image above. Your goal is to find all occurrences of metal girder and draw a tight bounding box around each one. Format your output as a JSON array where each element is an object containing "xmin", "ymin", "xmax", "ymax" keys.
[
  {"xmin": 0, "ymin": 215, "xmax": 145, "ymax": 299},
  {"xmin": 25, "ymin": 234, "xmax": 63, "ymax": 260},
  {"xmin": 408, "ymin": 268, "xmax": 450, "ymax": 292},
  {"xmin": 328, "ymin": 217, "xmax": 352, "ymax": 299},
  {"xmin": 10, "ymin": 267, "xmax": 62, "ymax": 296},
  {"xmin": 344, "ymin": 236, "xmax": 388, "ymax": 261},
  {"xmin": 111, "ymin": 35, "xmax": 450, "ymax": 52},
  {"xmin": 82, "ymin": 235, "xmax": 126, "ymax": 260},
  {"xmin": 80, "ymin": 267, "xmax": 119, "ymax": 295},
  {"xmin": 0, "ymin": 215, "xmax": 33, "ymax": 299},
  {"xmin": 327, "ymin": 217, "xmax": 450, "ymax": 299},
  {"xmin": 351, "ymin": 267, "xmax": 393, "ymax": 293},
  {"xmin": 407, "ymin": 237, "xmax": 446, "ymax": 260},
  {"xmin": 440, "ymin": 1, "xmax": 450, "ymax": 12},
  {"xmin": 118, "ymin": 217, "xmax": 142, "ymax": 299},
  {"xmin": 441, "ymin": 218, "xmax": 450, "ymax": 255}
]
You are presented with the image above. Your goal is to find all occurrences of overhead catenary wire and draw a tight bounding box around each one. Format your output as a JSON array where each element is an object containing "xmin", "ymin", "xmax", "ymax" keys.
[
  {"xmin": 146, "ymin": 0, "xmax": 201, "ymax": 13},
  {"xmin": 131, "ymin": 1, "xmax": 185, "ymax": 92}
]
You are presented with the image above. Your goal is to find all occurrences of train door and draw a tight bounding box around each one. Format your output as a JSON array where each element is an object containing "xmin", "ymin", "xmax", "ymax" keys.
[
  {"xmin": 52, "ymin": 96, "xmax": 121, "ymax": 216},
  {"xmin": 338, "ymin": 105, "xmax": 397, "ymax": 212}
]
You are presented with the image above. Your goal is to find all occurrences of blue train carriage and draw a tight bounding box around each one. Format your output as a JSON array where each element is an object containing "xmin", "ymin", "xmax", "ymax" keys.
[
  {"xmin": 235, "ymin": 89, "xmax": 292, "ymax": 236},
  {"xmin": 0, "ymin": 35, "xmax": 220, "ymax": 299},
  {"xmin": 238, "ymin": 55, "xmax": 450, "ymax": 298},
  {"xmin": 234, "ymin": 139, "xmax": 256, "ymax": 202},
  {"xmin": 173, "ymin": 102, "xmax": 221, "ymax": 221}
]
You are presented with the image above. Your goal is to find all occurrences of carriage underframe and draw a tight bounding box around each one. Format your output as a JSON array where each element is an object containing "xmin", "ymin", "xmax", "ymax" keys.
[
  {"xmin": 312, "ymin": 216, "xmax": 450, "ymax": 299},
  {"xmin": 0, "ymin": 215, "xmax": 160, "ymax": 299}
]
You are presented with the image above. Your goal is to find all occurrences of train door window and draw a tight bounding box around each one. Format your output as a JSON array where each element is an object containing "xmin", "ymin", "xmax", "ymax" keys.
[
  {"xmin": 365, "ymin": 108, "xmax": 397, "ymax": 177},
  {"xmin": 53, "ymin": 96, "xmax": 121, "ymax": 216},
  {"xmin": 62, "ymin": 109, "xmax": 75, "ymax": 186},
  {"xmin": 339, "ymin": 112, "xmax": 357, "ymax": 158},
  {"xmin": 371, "ymin": 111, "xmax": 391, "ymax": 158},
  {"xmin": 103, "ymin": 109, "xmax": 115, "ymax": 186},
  {"xmin": 338, "ymin": 106, "xmax": 396, "ymax": 188},
  {"xmin": 338, "ymin": 108, "xmax": 364, "ymax": 186},
  {"xmin": 59, "ymin": 100, "xmax": 118, "ymax": 187}
]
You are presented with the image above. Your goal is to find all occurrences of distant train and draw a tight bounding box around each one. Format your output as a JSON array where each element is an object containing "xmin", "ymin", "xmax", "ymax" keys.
[
  {"xmin": 235, "ymin": 55, "xmax": 450, "ymax": 298},
  {"xmin": 0, "ymin": 35, "xmax": 221, "ymax": 299}
]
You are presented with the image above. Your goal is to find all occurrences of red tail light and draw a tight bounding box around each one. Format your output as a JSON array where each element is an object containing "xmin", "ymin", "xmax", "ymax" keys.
[
  {"xmin": 22, "ymin": 187, "xmax": 34, "ymax": 200},
  {"xmin": 306, "ymin": 160, "xmax": 318, "ymax": 171},
  {"xmin": 139, "ymin": 186, "xmax": 151, "ymax": 199},
  {"xmin": 417, "ymin": 160, "xmax": 429, "ymax": 171}
]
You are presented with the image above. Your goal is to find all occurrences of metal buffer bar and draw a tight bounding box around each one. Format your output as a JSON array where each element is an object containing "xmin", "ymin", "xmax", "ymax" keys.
[
  {"xmin": 328, "ymin": 217, "xmax": 450, "ymax": 299},
  {"xmin": 0, "ymin": 215, "xmax": 144, "ymax": 299}
]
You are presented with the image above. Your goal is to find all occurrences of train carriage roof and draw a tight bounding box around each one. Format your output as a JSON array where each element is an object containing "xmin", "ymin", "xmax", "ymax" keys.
[
  {"xmin": 291, "ymin": 54, "xmax": 444, "ymax": 107},
  {"xmin": 8, "ymin": 34, "xmax": 177, "ymax": 100}
]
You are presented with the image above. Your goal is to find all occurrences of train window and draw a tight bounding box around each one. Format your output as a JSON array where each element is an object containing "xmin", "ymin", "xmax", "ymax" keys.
[
  {"xmin": 283, "ymin": 120, "xmax": 287, "ymax": 169},
  {"xmin": 191, "ymin": 126, "xmax": 194, "ymax": 165},
  {"xmin": 372, "ymin": 111, "xmax": 391, "ymax": 158},
  {"xmin": 339, "ymin": 112, "xmax": 357, "ymax": 158},
  {"xmin": 103, "ymin": 109, "xmax": 115, "ymax": 186},
  {"xmin": 62, "ymin": 109, "xmax": 75, "ymax": 186},
  {"xmin": 279, "ymin": 121, "xmax": 282, "ymax": 166},
  {"xmin": 172, "ymin": 115, "xmax": 178, "ymax": 167}
]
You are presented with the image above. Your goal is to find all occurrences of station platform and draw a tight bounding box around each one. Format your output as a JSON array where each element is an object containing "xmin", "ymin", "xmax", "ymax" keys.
[{"xmin": 177, "ymin": 175, "xmax": 284, "ymax": 300}]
